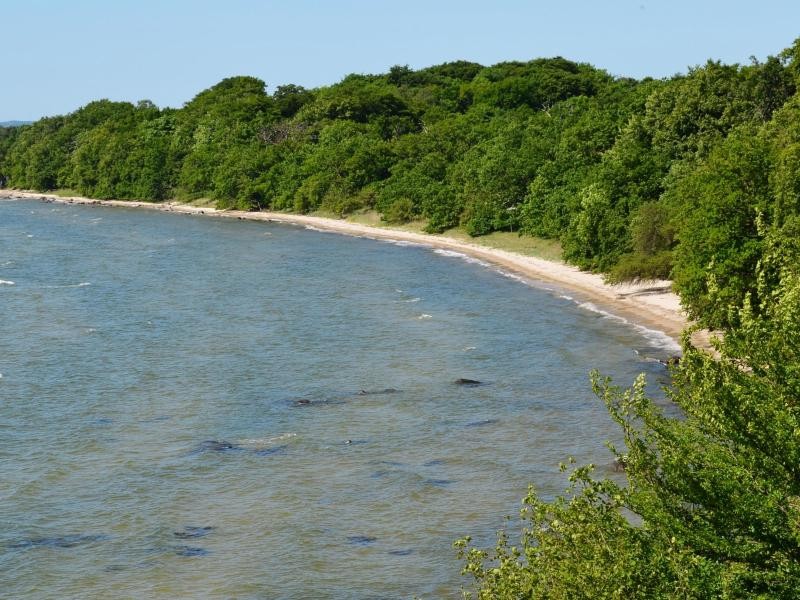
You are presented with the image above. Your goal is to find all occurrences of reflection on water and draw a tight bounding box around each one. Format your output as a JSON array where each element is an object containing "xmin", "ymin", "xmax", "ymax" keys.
[{"xmin": 0, "ymin": 199, "xmax": 673, "ymax": 598}]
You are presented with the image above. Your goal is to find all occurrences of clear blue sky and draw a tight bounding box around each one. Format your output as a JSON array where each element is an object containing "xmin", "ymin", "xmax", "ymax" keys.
[{"xmin": 3, "ymin": 0, "xmax": 799, "ymax": 121}]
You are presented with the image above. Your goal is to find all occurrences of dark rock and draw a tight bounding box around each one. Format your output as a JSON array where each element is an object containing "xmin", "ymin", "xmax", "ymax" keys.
[
  {"xmin": 9, "ymin": 533, "xmax": 109, "ymax": 549},
  {"xmin": 454, "ymin": 378, "xmax": 482, "ymax": 385},
  {"xmin": 425, "ymin": 478, "xmax": 453, "ymax": 487},
  {"xmin": 173, "ymin": 545, "xmax": 210, "ymax": 557},
  {"xmin": 254, "ymin": 444, "xmax": 288, "ymax": 456},
  {"xmin": 173, "ymin": 526, "xmax": 214, "ymax": 539},
  {"xmin": 347, "ymin": 535, "xmax": 377, "ymax": 546},
  {"xmin": 199, "ymin": 440, "xmax": 239, "ymax": 452},
  {"xmin": 465, "ymin": 418, "xmax": 498, "ymax": 428},
  {"xmin": 357, "ymin": 388, "xmax": 400, "ymax": 396}
]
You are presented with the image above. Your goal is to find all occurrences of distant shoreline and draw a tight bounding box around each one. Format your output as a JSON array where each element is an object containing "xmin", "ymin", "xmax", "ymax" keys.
[{"xmin": 0, "ymin": 189, "xmax": 704, "ymax": 350}]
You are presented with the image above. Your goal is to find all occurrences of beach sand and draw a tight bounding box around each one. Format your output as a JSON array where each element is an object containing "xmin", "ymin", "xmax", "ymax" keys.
[{"xmin": 0, "ymin": 189, "xmax": 706, "ymax": 350}]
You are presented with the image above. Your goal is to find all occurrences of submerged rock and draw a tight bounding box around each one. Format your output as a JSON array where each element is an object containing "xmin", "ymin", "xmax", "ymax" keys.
[
  {"xmin": 254, "ymin": 444, "xmax": 288, "ymax": 456},
  {"xmin": 173, "ymin": 526, "xmax": 214, "ymax": 539},
  {"xmin": 425, "ymin": 478, "xmax": 454, "ymax": 487},
  {"xmin": 9, "ymin": 533, "xmax": 109, "ymax": 549},
  {"xmin": 659, "ymin": 355, "xmax": 681, "ymax": 367},
  {"xmin": 347, "ymin": 535, "xmax": 377, "ymax": 546},
  {"xmin": 357, "ymin": 388, "xmax": 400, "ymax": 396},
  {"xmin": 173, "ymin": 545, "xmax": 210, "ymax": 557},
  {"xmin": 465, "ymin": 418, "xmax": 498, "ymax": 428},
  {"xmin": 198, "ymin": 440, "xmax": 239, "ymax": 452}
]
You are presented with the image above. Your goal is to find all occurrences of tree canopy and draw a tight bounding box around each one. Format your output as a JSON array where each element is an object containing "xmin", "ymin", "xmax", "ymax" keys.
[{"xmin": 3, "ymin": 46, "xmax": 799, "ymax": 329}]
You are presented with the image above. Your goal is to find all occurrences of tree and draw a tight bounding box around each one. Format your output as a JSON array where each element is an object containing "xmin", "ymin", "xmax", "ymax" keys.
[{"xmin": 458, "ymin": 237, "xmax": 800, "ymax": 597}]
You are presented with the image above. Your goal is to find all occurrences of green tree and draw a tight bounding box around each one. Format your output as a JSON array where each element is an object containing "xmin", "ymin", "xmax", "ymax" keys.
[{"xmin": 459, "ymin": 237, "xmax": 800, "ymax": 597}]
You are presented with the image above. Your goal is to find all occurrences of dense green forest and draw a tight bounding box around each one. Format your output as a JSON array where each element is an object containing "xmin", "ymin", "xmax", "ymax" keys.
[
  {"xmin": 1, "ymin": 40, "xmax": 798, "ymax": 329},
  {"xmin": 3, "ymin": 39, "xmax": 800, "ymax": 597}
]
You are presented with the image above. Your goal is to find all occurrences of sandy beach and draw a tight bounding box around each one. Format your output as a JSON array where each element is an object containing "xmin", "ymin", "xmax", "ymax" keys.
[{"xmin": 0, "ymin": 189, "xmax": 702, "ymax": 350}]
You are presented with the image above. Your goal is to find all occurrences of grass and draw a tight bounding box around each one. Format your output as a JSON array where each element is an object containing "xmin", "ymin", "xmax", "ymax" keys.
[
  {"xmin": 440, "ymin": 228, "xmax": 563, "ymax": 262},
  {"xmin": 50, "ymin": 188, "xmax": 82, "ymax": 198},
  {"xmin": 341, "ymin": 209, "xmax": 563, "ymax": 262}
]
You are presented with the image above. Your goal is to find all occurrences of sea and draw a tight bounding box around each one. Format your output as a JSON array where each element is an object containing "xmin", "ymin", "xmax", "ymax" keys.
[{"xmin": 0, "ymin": 197, "xmax": 678, "ymax": 598}]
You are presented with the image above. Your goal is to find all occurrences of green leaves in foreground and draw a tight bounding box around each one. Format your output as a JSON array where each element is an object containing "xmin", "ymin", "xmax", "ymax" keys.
[{"xmin": 458, "ymin": 261, "xmax": 800, "ymax": 598}]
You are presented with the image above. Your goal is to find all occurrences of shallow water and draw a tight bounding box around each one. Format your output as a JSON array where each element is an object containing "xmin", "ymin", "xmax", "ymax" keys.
[{"xmin": 0, "ymin": 198, "xmax": 675, "ymax": 598}]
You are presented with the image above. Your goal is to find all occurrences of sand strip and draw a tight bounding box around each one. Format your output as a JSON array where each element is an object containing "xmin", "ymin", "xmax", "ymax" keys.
[{"xmin": 1, "ymin": 189, "xmax": 704, "ymax": 350}]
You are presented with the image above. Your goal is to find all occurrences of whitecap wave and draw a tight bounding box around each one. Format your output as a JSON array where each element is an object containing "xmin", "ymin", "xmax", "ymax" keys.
[
  {"xmin": 382, "ymin": 239, "xmax": 425, "ymax": 248},
  {"xmin": 432, "ymin": 248, "xmax": 491, "ymax": 268},
  {"xmin": 0, "ymin": 279, "xmax": 15, "ymax": 285},
  {"xmin": 576, "ymin": 301, "xmax": 681, "ymax": 353},
  {"xmin": 498, "ymin": 271, "xmax": 526, "ymax": 283},
  {"xmin": 41, "ymin": 282, "xmax": 91, "ymax": 289},
  {"xmin": 394, "ymin": 297, "xmax": 420, "ymax": 303},
  {"xmin": 417, "ymin": 314, "xmax": 433, "ymax": 320},
  {"xmin": 633, "ymin": 325, "xmax": 682, "ymax": 354},
  {"xmin": 577, "ymin": 301, "xmax": 628, "ymax": 324}
]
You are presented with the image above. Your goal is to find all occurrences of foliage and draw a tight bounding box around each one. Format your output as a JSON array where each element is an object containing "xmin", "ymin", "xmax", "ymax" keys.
[
  {"xmin": 458, "ymin": 236, "xmax": 800, "ymax": 596},
  {"xmin": 1, "ymin": 39, "xmax": 799, "ymax": 325}
]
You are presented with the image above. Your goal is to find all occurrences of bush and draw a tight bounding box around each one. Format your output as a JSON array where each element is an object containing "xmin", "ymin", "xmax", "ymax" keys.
[
  {"xmin": 605, "ymin": 250, "xmax": 673, "ymax": 283},
  {"xmin": 382, "ymin": 197, "xmax": 415, "ymax": 224}
]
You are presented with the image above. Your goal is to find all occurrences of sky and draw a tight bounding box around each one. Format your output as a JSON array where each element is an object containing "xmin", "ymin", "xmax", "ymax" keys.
[{"xmin": 3, "ymin": 0, "xmax": 800, "ymax": 121}]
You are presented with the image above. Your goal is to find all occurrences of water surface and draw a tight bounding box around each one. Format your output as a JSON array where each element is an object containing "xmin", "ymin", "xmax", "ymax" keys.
[{"xmin": 0, "ymin": 198, "xmax": 675, "ymax": 598}]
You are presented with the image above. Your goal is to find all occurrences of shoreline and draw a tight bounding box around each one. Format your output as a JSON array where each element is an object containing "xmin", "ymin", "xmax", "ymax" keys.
[{"xmin": 0, "ymin": 189, "xmax": 704, "ymax": 350}]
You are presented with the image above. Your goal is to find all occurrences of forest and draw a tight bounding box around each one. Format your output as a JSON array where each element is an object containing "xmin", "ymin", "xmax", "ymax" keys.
[{"xmin": 3, "ymin": 39, "xmax": 800, "ymax": 598}]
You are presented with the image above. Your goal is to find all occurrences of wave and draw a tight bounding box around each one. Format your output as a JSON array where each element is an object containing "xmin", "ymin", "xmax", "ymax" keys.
[
  {"xmin": 0, "ymin": 279, "xmax": 15, "ymax": 285},
  {"xmin": 417, "ymin": 314, "xmax": 433, "ymax": 320},
  {"xmin": 498, "ymin": 271, "xmax": 527, "ymax": 283},
  {"xmin": 394, "ymin": 297, "xmax": 420, "ymax": 303},
  {"xmin": 41, "ymin": 282, "xmax": 91, "ymax": 289},
  {"xmin": 576, "ymin": 301, "xmax": 681, "ymax": 353},
  {"xmin": 632, "ymin": 324, "xmax": 682, "ymax": 354},
  {"xmin": 432, "ymin": 248, "xmax": 491, "ymax": 268},
  {"xmin": 381, "ymin": 239, "xmax": 425, "ymax": 248}
]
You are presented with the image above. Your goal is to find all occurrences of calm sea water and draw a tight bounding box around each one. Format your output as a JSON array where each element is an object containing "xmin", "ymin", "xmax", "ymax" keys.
[{"xmin": 0, "ymin": 198, "xmax": 676, "ymax": 599}]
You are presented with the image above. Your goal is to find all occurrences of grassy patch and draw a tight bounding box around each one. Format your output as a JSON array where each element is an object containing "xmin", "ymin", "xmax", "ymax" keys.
[
  {"xmin": 50, "ymin": 188, "xmax": 82, "ymax": 198},
  {"xmin": 441, "ymin": 227, "xmax": 564, "ymax": 262},
  {"xmin": 341, "ymin": 210, "xmax": 563, "ymax": 262}
]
